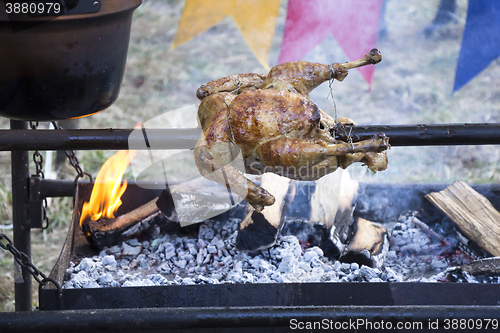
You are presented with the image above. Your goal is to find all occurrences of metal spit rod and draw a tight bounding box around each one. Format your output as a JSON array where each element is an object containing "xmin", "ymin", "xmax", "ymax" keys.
[{"xmin": 1, "ymin": 123, "xmax": 500, "ymax": 151}]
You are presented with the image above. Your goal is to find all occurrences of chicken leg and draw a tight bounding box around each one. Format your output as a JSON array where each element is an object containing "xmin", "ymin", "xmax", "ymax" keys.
[
  {"xmin": 249, "ymin": 133, "xmax": 389, "ymax": 181},
  {"xmin": 262, "ymin": 49, "xmax": 382, "ymax": 99}
]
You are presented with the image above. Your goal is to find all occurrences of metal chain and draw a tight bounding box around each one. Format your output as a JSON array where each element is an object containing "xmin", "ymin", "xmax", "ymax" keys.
[
  {"xmin": 0, "ymin": 233, "xmax": 62, "ymax": 296},
  {"xmin": 51, "ymin": 122, "xmax": 93, "ymax": 184},
  {"xmin": 29, "ymin": 122, "xmax": 50, "ymax": 229}
]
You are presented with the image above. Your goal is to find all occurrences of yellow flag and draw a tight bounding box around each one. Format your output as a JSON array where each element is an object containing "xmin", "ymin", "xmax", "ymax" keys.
[{"xmin": 171, "ymin": 0, "xmax": 281, "ymax": 69}]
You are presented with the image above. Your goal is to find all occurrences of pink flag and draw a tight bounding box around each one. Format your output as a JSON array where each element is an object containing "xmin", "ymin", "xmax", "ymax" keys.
[{"xmin": 278, "ymin": 0, "xmax": 383, "ymax": 85}]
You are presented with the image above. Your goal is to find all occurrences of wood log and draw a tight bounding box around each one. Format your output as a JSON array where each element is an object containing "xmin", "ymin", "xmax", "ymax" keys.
[
  {"xmin": 340, "ymin": 217, "xmax": 389, "ymax": 268},
  {"xmin": 444, "ymin": 257, "xmax": 500, "ymax": 282},
  {"xmin": 425, "ymin": 180, "xmax": 500, "ymax": 257},
  {"xmin": 236, "ymin": 174, "xmax": 296, "ymax": 251},
  {"xmin": 458, "ymin": 257, "xmax": 500, "ymax": 276},
  {"xmin": 310, "ymin": 169, "xmax": 359, "ymax": 251},
  {"xmin": 83, "ymin": 182, "xmax": 238, "ymax": 249},
  {"xmin": 82, "ymin": 198, "xmax": 160, "ymax": 249}
]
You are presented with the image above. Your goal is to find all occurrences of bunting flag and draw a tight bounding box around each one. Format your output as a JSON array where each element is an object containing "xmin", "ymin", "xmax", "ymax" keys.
[
  {"xmin": 171, "ymin": 0, "xmax": 281, "ymax": 69},
  {"xmin": 278, "ymin": 0, "xmax": 383, "ymax": 85},
  {"xmin": 453, "ymin": 0, "xmax": 500, "ymax": 93}
]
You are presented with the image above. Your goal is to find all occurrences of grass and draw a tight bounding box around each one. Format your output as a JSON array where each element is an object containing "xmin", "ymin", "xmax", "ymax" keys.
[{"xmin": 1, "ymin": 0, "xmax": 500, "ymax": 310}]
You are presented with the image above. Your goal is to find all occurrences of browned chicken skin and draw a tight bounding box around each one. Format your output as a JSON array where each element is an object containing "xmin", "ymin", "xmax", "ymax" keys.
[{"xmin": 194, "ymin": 49, "xmax": 389, "ymax": 212}]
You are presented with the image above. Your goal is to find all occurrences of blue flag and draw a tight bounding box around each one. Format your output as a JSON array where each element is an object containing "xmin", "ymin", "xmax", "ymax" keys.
[{"xmin": 453, "ymin": 0, "xmax": 500, "ymax": 92}]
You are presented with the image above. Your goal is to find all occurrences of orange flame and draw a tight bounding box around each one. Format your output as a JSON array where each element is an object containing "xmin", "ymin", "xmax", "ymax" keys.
[
  {"xmin": 80, "ymin": 149, "xmax": 138, "ymax": 226},
  {"xmin": 80, "ymin": 123, "xmax": 142, "ymax": 226}
]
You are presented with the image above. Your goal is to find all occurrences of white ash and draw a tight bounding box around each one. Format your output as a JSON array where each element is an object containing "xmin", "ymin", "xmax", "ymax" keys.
[
  {"xmin": 64, "ymin": 218, "xmax": 392, "ymax": 288},
  {"xmin": 63, "ymin": 213, "xmax": 494, "ymax": 289},
  {"xmin": 383, "ymin": 214, "xmax": 479, "ymax": 282}
]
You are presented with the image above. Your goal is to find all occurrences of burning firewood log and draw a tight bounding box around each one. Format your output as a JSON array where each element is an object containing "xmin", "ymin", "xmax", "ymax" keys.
[
  {"xmin": 81, "ymin": 172, "xmax": 298, "ymax": 251},
  {"xmin": 443, "ymin": 257, "xmax": 500, "ymax": 283},
  {"xmin": 310, "ymin": 169, "xmax": 359, "ymax": 252},
  {"xmin": 340, "ymin": 217, "xmax": 389, "ymax": 268},
  {"xmin": 81, "ymin": 197, "xmax": 161, "ymax": 249},
  {"xmin": 82, "ymin": 184, "xmax": 239, "ymax": 250},
  {"xmin": 425, "ymin": 181, "xmax": 500, "ymax": 257},
  {"xmin": 236, "ymin": 174, "xmax": 296, "ymax": 251},
  {"xmin": 308, "ymin": 169, "xmax": 390, "ymax": 267}
]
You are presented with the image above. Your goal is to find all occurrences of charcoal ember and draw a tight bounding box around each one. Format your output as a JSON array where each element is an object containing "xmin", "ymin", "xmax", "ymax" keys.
[
  {"xmin": 303, "ymin": 247, "xmax": 322, "ymax": 262},
  {"xmin": 121, "ymin": 242, "xmax": 142, "ymax": 257},
  {"xmin": 182, "ymin": 277, "xmax": 196, "ymax": 285},
  {"xmin": 157, "ymin": 262, "xmax": 172, "ymax": 273},
  {"xmin": 383, "ymin": 213, "xmax": 470, "ymax": 280},
  {"xmin": 119, "ymin": 259, "xmax": 132, "ymax": 271},
  {"xmin": 164, "ymin": 245, "xmax": 176, "ymax": 260},
  {"xmin": 147, "ymin": 274, "xmax": 170, "ymax": 286},
  {"xmin": 64, "ymin": 212, "xmax": 497, "ymax": 289},
  {"xmin": 128, "ymin": 259, "xmax": 139, "ymax": 269},
  {"xmin": 227, "ymin": 271, "xmax": 242, "ymax": 283},
  {"xmin": 281, "ymin": 220, "xmax": 341, "ymax": 259},
  {"xmin": 187, "ymin": 242, "xmax": 197, "ymax": 255},
  {"xmin": 383, "ymin": 267, "xmax": 404, "ymax": 282},
  {"xmin": 75, "ymin": 258, "xmax": 98, "ymax": 273},
  {"xmin": 122, "ymin": 279, "xmax": 155, "ymax": 287},
  {"xmin": 242, "ymin": 272, "xmax": 256, "ymax": 283},
  {"xmin": 119, "ymin": 273, "xmax": 141, "ymax": 283},
  {"xmin": 359, "ymin": 265, "xmax": 381, "ymax": 281},
  {"xmin": 65, "ymin": 271, "xmax": 93, "ymax": 289},
  {"xmin": 107, "ymin": 245, "xmax": 121, "ymax": 255},
  {"xmin": 277, "ymin": 255, "xmax": 298, "ymax": 274},
  {"xmin": 98, "ymin": 273, "xmax": 115, "ymax": 286},
  {"xmin": 199, "ymin": 224, "xmax": 214, "ymax": 241},
  {"xmin": 196, "ymin": 248, "xmax": 206, "ymax": 265},
  {"xmin": 135, "ymin": 254, "xmax": 149, "ymax": 268},
  {"xmin": 207, "ymin": 245, "xmax": 217, "ymax": 254},
  {"xmin": 248, "ymin": 257, "xmax": 274, "ymax": 272},
  {"xmin": 101, "ymin": 255, "xmax": 117, "ymax": 267},
  {"xmin": 269, "ymin": 236, "xmax": 302, "ymax": 259},
  {"xmin": 297, "ymin": 261, "xmax": 312, "ymax": 273},
  {"xmin": 369, "ymin": 277, "xmax": 384, "ymax": 282},
  {"xmin": 83, "ymin": 281, "xmax": 101, "ymax": 288},
  {"xmin": 202, "ymin": 253, "xmax": 211, "ymax": 265},
  {"xmin": 270, "ymin": 272, "xmax": 284, "ymax": 283},
  {"xmin": 127, "ymin": 238, "xmax": 142, "ymax": 247},
  {"xmin": 257, "ymin": 275, "xmax": 273, "ymax": 283},
  {"xmin": 147, "ymin": 253, "xmax": 160, "ymax": 266},
  {"xmin": 194, "ymin": 275, "xmax": 215, "ymax": 284}
]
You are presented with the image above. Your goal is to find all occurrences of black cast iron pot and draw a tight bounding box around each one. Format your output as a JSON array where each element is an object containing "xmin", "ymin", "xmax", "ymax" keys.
[{"xmin": 0, "ymin": 0, "xmax": 142, "ymax": 121}]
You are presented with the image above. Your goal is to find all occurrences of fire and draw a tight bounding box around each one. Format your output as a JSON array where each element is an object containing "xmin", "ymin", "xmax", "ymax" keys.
[{"xmin": 80, "ymin": 148, "xmax": 137, "ymax": 226}]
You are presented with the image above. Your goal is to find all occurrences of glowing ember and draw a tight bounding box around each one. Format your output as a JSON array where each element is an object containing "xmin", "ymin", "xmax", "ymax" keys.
[{"xmin": 80, "ymin": 149, "xmax": 137, "ymax": 226}]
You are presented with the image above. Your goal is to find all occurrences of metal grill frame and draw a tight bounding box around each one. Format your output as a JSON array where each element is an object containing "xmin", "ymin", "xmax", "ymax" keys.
[{"xmin": 4, "ymin": 120, "xmax": 500, "ymax": 331}]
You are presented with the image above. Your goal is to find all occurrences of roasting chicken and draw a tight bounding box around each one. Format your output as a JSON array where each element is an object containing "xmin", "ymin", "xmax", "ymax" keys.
[{"xmin": 194, "ymin": 49, "xmax": 389, "ymax": 212}]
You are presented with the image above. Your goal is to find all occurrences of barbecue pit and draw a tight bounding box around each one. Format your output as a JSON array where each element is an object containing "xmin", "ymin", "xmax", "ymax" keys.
[{"xmin": 2, "ymin": 0, "xmax": 500, "ymax": 331}]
